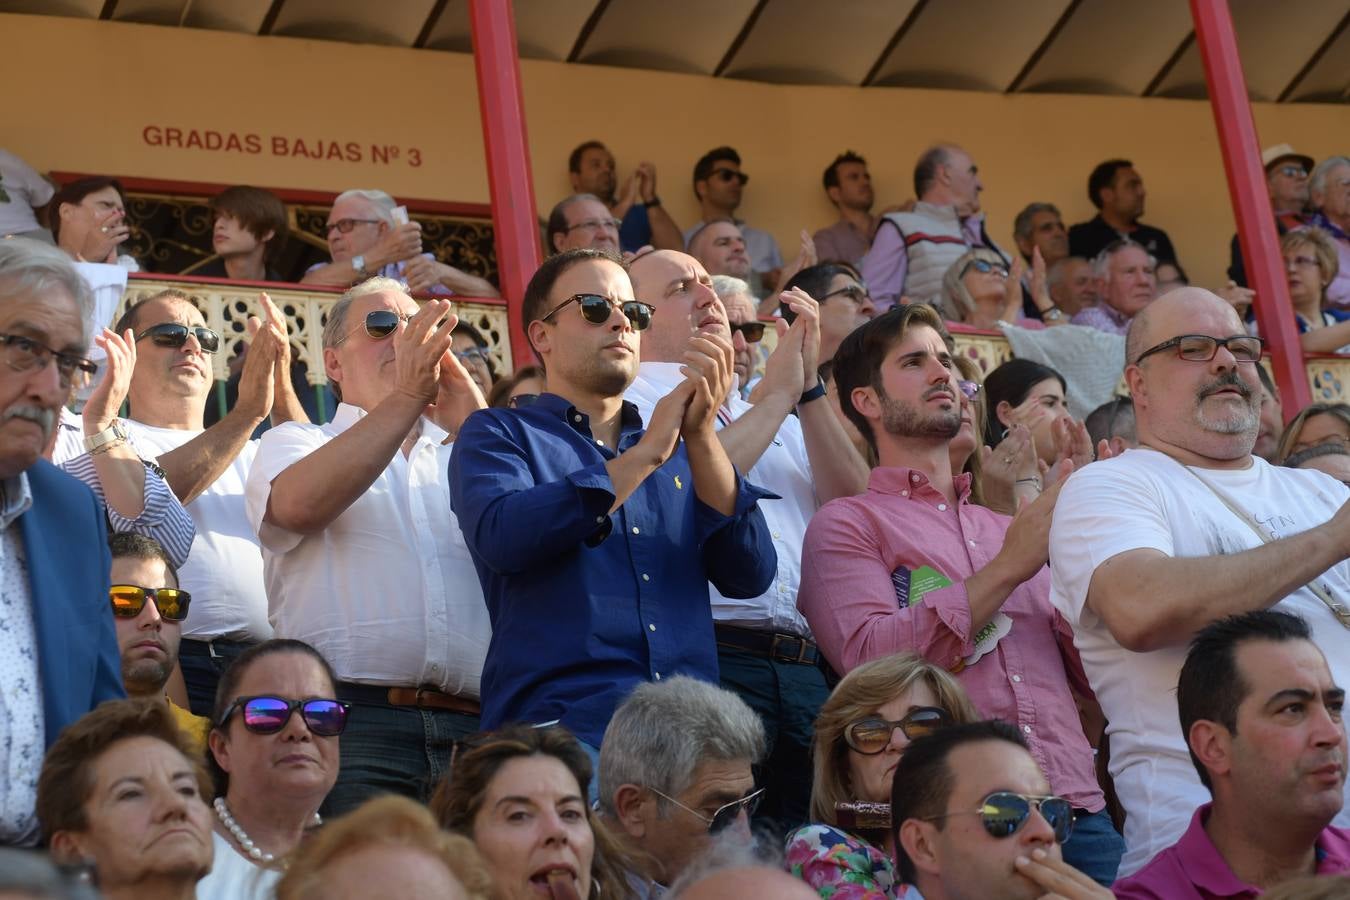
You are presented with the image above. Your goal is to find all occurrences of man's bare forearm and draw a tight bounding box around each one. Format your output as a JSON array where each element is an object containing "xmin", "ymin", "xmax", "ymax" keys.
[
  {"xmin": 647, "ymin": 206, "xmax": 685, "ymax": 251},
  {"xmin": 158, "ymin": 408, "xmax": 265, "ymax": 504}
]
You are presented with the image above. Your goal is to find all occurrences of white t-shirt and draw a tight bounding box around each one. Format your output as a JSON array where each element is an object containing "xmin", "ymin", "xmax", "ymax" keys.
[
  {"xmin": 1050, "ymin": 448, "xmax": 1350, "ymax": 876},
  {"xmin": 195, "ymin": 831, "xmax": 280, "ymax": 900},
  {"xmin": 123, "ymin": 421, "xmax": 273, "ymax": 642}
]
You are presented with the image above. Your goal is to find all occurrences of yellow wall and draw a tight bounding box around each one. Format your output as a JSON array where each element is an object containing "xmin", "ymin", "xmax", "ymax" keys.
[{"xmin": 5, "ymin": 12, "xmax": 1347, "ymax": 289}]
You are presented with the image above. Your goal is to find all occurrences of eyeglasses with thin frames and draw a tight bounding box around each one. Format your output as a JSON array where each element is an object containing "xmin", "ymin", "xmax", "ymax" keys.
[
  {"xmin": 1132, "ymin": 334, "xmax": 1264, "ymax": 366},
  {"xmin": 820, "ymin": 285, "xmax": 872, "ymax": 306},
  {"xmin": 647, "ymin": 786, "xmax": 765, "ymax": 834},
  {"xmin": 0, "ymin": 333, "xmax": 98, "ymax": 387},
  {"xmin": 326, "ymin": 218, "xmax": 382, "ymax": 234}
]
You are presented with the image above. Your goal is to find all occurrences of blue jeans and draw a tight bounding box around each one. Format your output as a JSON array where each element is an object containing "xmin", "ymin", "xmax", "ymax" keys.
[
  {"xmin": 1062, "ymin": 807, "xmax": 1125, "ymax": 887},
  {"xmin": 178, "ymin": 638, "xmax": 257, "ymax": 718},
  {"xmin": 321, "ymin": 683, "xmax": 481, "ymax": 818}
]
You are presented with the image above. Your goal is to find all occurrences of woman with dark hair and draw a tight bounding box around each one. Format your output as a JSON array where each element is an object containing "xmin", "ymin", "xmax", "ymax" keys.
[
  {"xmin": 488, "ymin": 364, "xmax": 546, "ymax": 409},
  {"xmin": 198, "ymin": 639, "xmax": 344, "ymax": 899},
  {"xmin": 431, "ymin": 724, "xmax": 637, "ymax": 900},
  {"xmin": 983, "ymin": 358, "xmax": 1096, "ymax": 470},
  {"xmin": 49, "ymin": 176, "xmax": 139, "ymax": 269}
]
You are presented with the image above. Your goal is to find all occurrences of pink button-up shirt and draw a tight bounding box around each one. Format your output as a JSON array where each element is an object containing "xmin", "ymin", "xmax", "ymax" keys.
[
  {"xmin": 1112, "ymin": 803, "xmax": 1350, "ymax": 898},
  {"xmin": 798, "ymin": 466, "xmax": 1103, "ymax": 811}
]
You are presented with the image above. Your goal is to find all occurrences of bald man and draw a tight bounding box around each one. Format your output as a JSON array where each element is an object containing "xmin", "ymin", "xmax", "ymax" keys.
[
  {"xmin": 624, "ymin": 249, "xmax": 868, "ymax": 831},
  {"xmin": 1049, "ymin": 287, "xmax": 1350, "ymax": 876}
]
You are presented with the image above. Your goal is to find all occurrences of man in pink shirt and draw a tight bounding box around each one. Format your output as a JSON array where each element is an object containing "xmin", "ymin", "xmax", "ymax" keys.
[
  {"xmin": 797, "ymin": 302, "xmax": 1122, "ymax": 883},
  {"xmin": 1114, "ymin": 610, "xmax": 1350, "ymax": 898}
]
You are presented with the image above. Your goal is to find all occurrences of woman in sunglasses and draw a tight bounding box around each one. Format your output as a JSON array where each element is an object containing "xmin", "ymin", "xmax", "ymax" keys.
[
  {"xmin": 431, "ymin": 724, "xmax": 637, "ymax": 900},
  {"xmin": 786, "ymin": 653, "xmax": 979, "ymax": 899},
  {"xmin": 940, "ymin": 248, "xmax": 1067, "ymax": 331},
  {"xmin": 198, "ymin": 640, "xmax": 345, "ymax": 899}
]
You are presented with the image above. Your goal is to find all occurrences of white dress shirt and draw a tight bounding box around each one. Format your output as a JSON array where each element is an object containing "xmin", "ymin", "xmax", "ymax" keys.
[
  {"xmin": 244, "ymin": 403, "xmax": 490, "ymax": 696},
  {"xmin": 626, "ymin": 362, "xmax": 816, "ymax": 637},
  {"xmin": 0, "ymin": 473, "xmax": 41, "ymax": 845}
]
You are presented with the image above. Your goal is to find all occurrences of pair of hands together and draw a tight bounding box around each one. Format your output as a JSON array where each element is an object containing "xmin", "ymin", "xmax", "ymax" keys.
[
  {"xmin": 642, "ymin": 328, "xmax": 737, "ymax": 464},
  {"xmin": 387, "ymin": 298, "xmax": 486, "ymax": 433}
]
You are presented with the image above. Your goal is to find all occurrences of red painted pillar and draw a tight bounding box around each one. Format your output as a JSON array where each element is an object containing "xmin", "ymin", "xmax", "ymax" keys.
[
  {"xmin": 1190, "ymin": 0, "xmax": 1311, "ymax": 416},
  {"xmin": 470, "ymin": 0, "xmax": 542, "ymax": 367}
]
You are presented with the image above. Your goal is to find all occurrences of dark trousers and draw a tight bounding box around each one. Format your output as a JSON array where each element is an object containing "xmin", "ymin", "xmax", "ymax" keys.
[
  {"xmin": 322, "ymin": 682, "xmax": 481, "ymax": 818},
  {"xmin": 179, "ymin": 637, "xmax": 258, "ymax": 718},
  {"xmin": 1062, "ymin": 807, "xmax": 1125, "ymax": 887},
  {"xmin": 716, "ymin": 645, "xmax": 830, "ymax": 836}
]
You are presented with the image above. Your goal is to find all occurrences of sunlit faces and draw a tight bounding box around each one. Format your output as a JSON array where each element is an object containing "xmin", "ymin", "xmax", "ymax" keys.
[
  {"xmin": 1253, "ymin": 383, "xmax": 1283, "ymax": 462},
  {"xmin": 572, "ymin": 146, "xmax": 617, "ymax": 201},
  {"xmin": 639, "ymin": 758, "xmax": 755, "ymax": 884},
  {"xmin": 52, "ymin": 736, "xmax": 212, "ymax": 891},
  {"xmin": 1283, "ymin": 245, "xmax": 1326, "ymax": 309},
  {"xmin": 1100, "ymin": 246, "xmax": 1157, "ymax": 318},
  {"xmin": 556, "ymin": 197, "xmax": 620, "ymax": 254},
  {"xmin": 819, "ymin": 275, "xmax": 876, "ymax": 357},
  {"xmin": 1267, "ymin": 160, "xmax": 1311, "ymax": 212},
  {"xmin": 691, "ymin": 222, "xmax": 750, "ymax": 281},
  {"xmin": 1291, "ymin": 412, "xmax": 1350, "ymax": 456},
  {"xmin": 1026, "ymin": 210, "xmax": 1069, "ymax": 264},
  {"xmin": 1105, "ymin": 167, "xmax": 1146, "ymax": 221},
  {"xmin": 60, "ymin": 186, "xmax": 127, "ymax": 249},
  {"xmin": 852, "ymin": 325, "xmax": 961, "ymax": 444},
  {"xmin": 0, "ymin": 284, "xmax": 84, "ymax": 480},
  {"xmin": 720, "ymin": 291, "xmax": 760, "ymax": 387},
  {"xmin": 698, "ymin": 161, "xmax": 745, "ymax": 211},
  {"xmin": 1313, "ymin": 162, "xmax": 1350, "ymax": 222},
  {"xmin": 832, "ymin": 162, "xmax": 874, "ymax": 212},
  {"xmin": 452, "ymin": 331, "xmax": 494, "ymax": 397},
  {"xmin": 128, "ymin": 295, "xmax": 213, "ymax": 403},
  {"xmin": 629, "ymin": 251, "xmax": 730, "ymax": 365},
  {"xmin": 996, "ymin": 377, "xmax": 1071, "ymax": 466},
  {"xmin": 529, "ymin": 257, "xmax": 642, "ymax": 397},
  {"xmin": 325, "ymin": 196, "xmax": 387, "ymax": 262},
  {"xmin": 1049, "ymin": 258, "xmax": 1097, "ymax": 317},
  {"xmin": 323, "ymin": 290, "xmax": 420, "ymax": 412},
  {"xmin": 846, "ymin": 681, "xmax": 943, "ymax": 805},
  {"xmin": 942, "ymin": 149, "xmax": 982, "ymax": 216},
  {"xmin": 212, "ymin": 213, "xmax": 267, "ymax": 258},
  {"xmin": 112, "ymin": 554, "xmax": 181, "ymax": 697},
  {"xmin": 470, "ymin": 755, "xmax": 595, "ymax": 900}
]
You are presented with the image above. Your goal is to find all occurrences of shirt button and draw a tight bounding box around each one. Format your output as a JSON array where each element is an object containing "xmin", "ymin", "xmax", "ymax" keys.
[
  {"xmin": 901, "ymin": 490, "xmax": 909, "ymax": 497},
  {"xmin": 938, "ymin": 504, "xmax": 948, "ymax": 511},
  {"xmin": 595, "ymin": 439, "xmax": 604, "ymax": 446},
  {"xmin": 573, "ymin": 414, "xmax": 582, "ymax": 423},
  {"xmin": 648, "ymin": 624, "xmax": 656, "ymax": 632},
  {"xmin": 642, "ymin": 574, "xmax": 650, "ymax": 582},
  {"xmin": 596, "ymin": 516, "xmax": 606, "ymax": 524},
  {"xmin": 968, "ymin": 539, "xmax": 976, "ymax": 547},
  {"xmin": 772, "ymin": 532, "xmax": 781, "ymax": 539},
  {"xmin": 631, "ymin": 526, "xmax": 640, "ymax": 535},
  {"xmin": 910, "ymin": 473, "xmax": 920, "ymax": 482},
  {"xmin": 1011, "ymin": 674, "xmax": 1022, "ymax": 683},
  {"xmin": 654, "ymin": 672, "xmax": 662, "ymax": 680},
  {"xmin": 1023, "ymin": 724, "xmax": 1032, "ymax": 734}
]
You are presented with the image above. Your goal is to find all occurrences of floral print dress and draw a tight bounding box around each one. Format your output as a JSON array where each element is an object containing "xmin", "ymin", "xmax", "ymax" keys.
[{"xmin": 785, "ymin": 823, "xmax": 910, "ymax": 899}]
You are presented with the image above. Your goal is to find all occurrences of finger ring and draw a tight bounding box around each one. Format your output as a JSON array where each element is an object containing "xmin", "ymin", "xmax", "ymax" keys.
[{"xmin": 100, "ymin": 226, "xmax": 109, "ymax": 233}]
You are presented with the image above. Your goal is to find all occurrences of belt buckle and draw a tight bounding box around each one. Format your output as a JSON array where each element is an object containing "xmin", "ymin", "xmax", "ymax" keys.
[{"xmin": 772, "ymin": 633, "xmax": 810, "ymax": 665}]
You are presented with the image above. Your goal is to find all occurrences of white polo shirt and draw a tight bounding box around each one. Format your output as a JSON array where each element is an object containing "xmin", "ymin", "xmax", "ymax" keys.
[{"xmin": 244, "ymin": 403, "xmax": 490, "ymax": 697}]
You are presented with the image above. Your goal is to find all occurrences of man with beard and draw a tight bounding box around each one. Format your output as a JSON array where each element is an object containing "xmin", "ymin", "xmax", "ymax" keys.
[
  {"xmin": 1049, "ymin": 287, "xmax": 1350, "ymax": 877},
  {"xmin": 797, "ymin": 303, "xmax": 1123, "ymax": 884},
  {"xmin": 566, "ymin": 141, "xmax": 684, "ymax": 253}
]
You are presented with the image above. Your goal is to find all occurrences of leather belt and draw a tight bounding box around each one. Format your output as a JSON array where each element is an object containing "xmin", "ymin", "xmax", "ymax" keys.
[
  {"xmin": 336, "ymin": 681, "xmax": 481, "ymax": 716},
  {"xmin": 714, "ymin": 624, "xmax": 819, "ymax": 666}
]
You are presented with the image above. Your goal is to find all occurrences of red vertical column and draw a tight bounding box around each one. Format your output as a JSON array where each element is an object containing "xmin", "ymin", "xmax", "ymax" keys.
[
  {"xmin": 1190, "ymin": 0, "xmax": 1311, "ymax": 416},
  {"xmin": 470, "ymin": 0, "xmax": 543, "ymax": 367}
]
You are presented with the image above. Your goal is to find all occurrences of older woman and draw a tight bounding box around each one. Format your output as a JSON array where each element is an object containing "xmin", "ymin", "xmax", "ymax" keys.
[
  {"xmin": 432, "ymin": 724, "xmax": 635, "ymax": 900},
  {"xmin": 940, "ymin": 248, "xmax": 1065, "ymax": 330},
  {"xmin": 1275, "ymin": 402, "xmax": 1350, "ymax": 463},
  {"xmin": 48, "ymin": 176, "xmax": 139, "ymax": 269},
  {"xmin": 785, "ymin": 653, "xmax": 978, "ymax": 899},
  {"xmin": 38, "ymin": 698, "xmax": 214, "ymax": 900},
  {"xmin": 1274, "ymin": 228, "xmax": 1350, "ymax": 354},
  {"xmin": 198, "ymin": 639, "xmax": 344, "ymax": 899}
]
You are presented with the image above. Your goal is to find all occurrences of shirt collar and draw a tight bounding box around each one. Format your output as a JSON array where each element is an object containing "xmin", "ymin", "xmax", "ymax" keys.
[
  {"xmin": 528, "ymin": 392, "xmax": 645, "ymax": 436},
  {"xmin": 1174, "ymin": 803, "xmax": 1258, "ymax": 896},
  {"xmin": 637, "ymin": 361, "xmax": 741, "ymax": 408},
  {"xmin": 0, "ymin": 472, "xmax": 33, "ymax": 529},
  {"xmin": 867, "ymin": 465, "xmax": 972, "ymax": 501}
]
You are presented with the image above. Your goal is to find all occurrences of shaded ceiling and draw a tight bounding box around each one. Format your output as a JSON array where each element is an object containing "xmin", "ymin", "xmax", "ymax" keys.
[{"xmin": 5, "ymin": 0, "xmax": 1348, "ymax": 103}]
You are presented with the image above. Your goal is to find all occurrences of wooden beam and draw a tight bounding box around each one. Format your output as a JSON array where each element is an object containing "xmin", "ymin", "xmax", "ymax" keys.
[
  {"xmin": 861, "ymin": 0, "xmax": 928, "ymax": 88},
  {"xmin": 713, "ymin": 0, "xmax": 770, "ymax": 78},
  {"xmin": 98, "ymin": 0, "xmax": 118, "ymax": 20},
  {"xmin": 1142, "ymin": 30, "xmax": 1195, "ymax": 97},
  {"xmin": 1277, "ymin": 8, "xmax": 1350, "ymax": 103},
  {"xmin": 413, "ymin": 0, "xmax": 451, "ymax": 49},
  {"xmin": 567, "ymin": 0, "xmax": 611, "ymax": 63},
  {"xmin": 1005, "ymin": 0, "xmax": 1082, "ymax": 94},
  {"xmin": 258, "ymin": 0, "xmax": 286, "ymax": 36}
]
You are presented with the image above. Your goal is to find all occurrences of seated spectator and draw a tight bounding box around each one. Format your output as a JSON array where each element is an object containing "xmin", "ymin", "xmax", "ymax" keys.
[
  {"xmin": 1069, "ymin": 160, "xmax": 1178, "ymax": 264},
  {"xmin": 949, "ymin": 357, "xmax": 1011, "ymax": 513},
  {"xmin": 1275, "ymin": 402, "xmax": 1350, "ymax": 463},
  {"xmin": 1309, "ymin": 156, "xmax": 1350, "ymax": 309},
  {"xmin": 1115, "ymin": 611, "xmax": 1350, "ymax": 897},
  {"xmin": 781, "ymin": 263, "xmax": 876, "ymax": 364},
  {"xmin": 486, "ymin": 363, "xmax": 545, "ymax": 409},
  {"xmin": 1228, "ymin": 144, "xmax": 1314, "ymax": 288},
  {"xmin": 1258, "ymin": 228, "xmax": 1350, "ymax": 354},
  {"xmin": 1013, "ymin": 203, "xmax": 1069, "ymax": 268},
  {"xmin": 983, "ymin": 359, "xmax": 1087, "ymax": 470},
  {"xmin": 1084, "ymin": 396, "xmax": 1137, "ymax": 456},
  {"xmin": 940, "ymin": 249, "xmax": 1064, "ymax": 328},
  {"xmin": 0, "ymin": 238, "xmax": 123, "ymax": 847},
  {"xmin": 785, "ymin": 653, "xmax": 978, "ymax": 899},
  {"xmin": 684, "ymin": 147, "xmax": 783, "ymax": 294},
  {"xmin": 567, "ymin": 140, "xmax": 683, "ymax": 253},
  {"xmin": 194, "ymin": 185, "xmax": 288, "ymax": 282},
  {"xmin": 200, "ymin": 639, "xmax": 343, "ymax": 898},
  {"xmin": 0, "ymin": 846, "xmax": 100, "ymax": 898},
  {"xmin": 862, "ymin": 144, "xmax": 1008, "ymax": 310},
  {"xmin": 711, "ymin": 274, "xmax": 764, "ymax": 391},
  {"xmin": 432, "ymin": 724, "xmax": 636, "ymax": 899},
  {"xmin": 1070, "ymin": 240, "xmax": 1157, "ymax": 335},
  {"xmin": 48, "ymin": 176, "xmax": 138, "ymax": 270},
  {"xmin": 1284, "ymin": 444, "xmax": 1350, "ymax": 484},
  {"xmin": 38, "ymin": 699, "xmax": 213, "ymax": 900},
  {"xmin": 109, "ymin": 532, "xmax": 210, "ymax": 751},
  {"xmin": 452, "ymin": 320, "xmax": 496, "ymax": 398},
  {"xmin": 275, "ymin": 795, "xmax": 493, "ymax": 900},
  {"xmin": 0, "ymin": 148, "xmax": 56, "ymax": 241},
  {"xmin": 689, "ymin": 219, "xmax": 753, "ymax": 286},
  {"xmin": 1254, "ymin": 363, "xmax": 1285, "ymax": 462},
  {"xmin": 547, "ymin": 193, "xmax": 621, "ymax": 256},
  {"xmin": 598, "ymin": 676, "xmax": 766, "ymax": 894},
  {"xmin": 1047, "ymin": 256, "xmax": 1098, "ymax": 318},
  {"xmin": 891, "ymin": 721, "xmax": 1111, "ymax": 899},
  {"xmin": 813, "ymin": 151, "xmax": 876, "ymax": 267},
  {"xmin": 1156, "ymin": 260, "xmax": 1188, "ymax": 295},
  {"xmin": 797, "ymin": 304, "xmax": 1123, "ymax": 884},
  {"xmin": 300, "ymin": 189, "xmax": 498, "ymax": 296}
]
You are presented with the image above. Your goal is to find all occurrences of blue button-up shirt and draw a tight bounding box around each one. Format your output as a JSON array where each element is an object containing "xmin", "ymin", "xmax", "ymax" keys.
[{"xmin": 450, "ymin": 393, "xmax": 777, "ymax": 746}]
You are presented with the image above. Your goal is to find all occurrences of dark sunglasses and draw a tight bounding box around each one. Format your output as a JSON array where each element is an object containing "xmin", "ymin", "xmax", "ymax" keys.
[
  {"xmin": 540, "ymin": 293, "xmax": 655, "ymax": 331},
  {"xmin": 927, "ymin": 791, "xmax": 1075, "ymax": 844},
  {"xmin": 507, "ymin": 393, "xmax": 539, "ymax": 409},
  {"xmin": 844, "ymin": 707, "xmax": 951, "ymax": 754},
  {"xmin": 363, "ymin": 309, "xmax": 415, "ymax": 339},
  {"xmin": 135, "ymin": 323, "xmax": 221, "ymax": 354},
  {"xmin": 709, "ymin": 168, "xmax": 749, "ymax": 186},
  {"xmin": 650, "ymin": 786, "xmax": 765, "ymax": 834},
  {"xmin": 1132, "ymin": 333, "xmax": 1264, "ymax": 366},
  {"xmin": 730, "ymin": 321, "xmax": 766, "ymax": 342},
  {"xmin": 960, "ymin": 259, "xmax": 1009, "ymax": 279},
  {"xmin": 109, "ymin": 585, "xmax": 191, "ymax": 622},
  {"xmin": 218, "ymin": 695, "xmax": 351, "ymax": 736},
  {"xmin": 821, "ymin": 285, "xmax": 871, "ymax": 306}
]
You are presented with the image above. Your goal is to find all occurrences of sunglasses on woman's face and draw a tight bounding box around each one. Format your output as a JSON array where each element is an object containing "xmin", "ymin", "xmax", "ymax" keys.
[
  {"xmin": 539, "ymin": 293, "xmax": 655, "ymax": 331},
  {"xmin": 218, "ymin": 695, "xmax": 351, "ymax": 736},
  {"xmin": 844, "ymin": 706, "xmax": 951, "ymax": 754},
  {"xmin": 960, "ymin": 259, "xmax": 1010, "ymax": 279},
  {"xmin": 109, "ymin": 585, "xmax": 191, "ymax": 621},
  {"xmin": 925, "ymin": 791, "xmax": 1075, "ymax": 844},
  {"xmin": 135, "ymin": 323, "xmax": 221, "ymax": 354}
]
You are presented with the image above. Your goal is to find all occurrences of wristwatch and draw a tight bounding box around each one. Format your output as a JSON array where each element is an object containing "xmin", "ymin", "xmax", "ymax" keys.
[
  {"xmin": 85, "ymin": 420, "xmax": 129, "ymax": 454},
  {"xmin": 799, "ymin": 376, "xmax": 827, "ymax": 406},
  {"xmin": 1042, "ymin": 306, "xmax": 1064, "ymax": 322},
  {"xmin": 351, "ymin": 254, "xmax": 369, "ymax": 278}
]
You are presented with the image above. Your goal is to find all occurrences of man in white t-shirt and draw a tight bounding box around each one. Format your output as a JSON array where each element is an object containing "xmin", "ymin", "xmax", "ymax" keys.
[
  {"xmin": 115, "ymin": 287, "xmax": 305, "ymax": 715},
  {"xmin": 244, "ymin": 277, "xmax": 490, "ymax": 815},
  {"xmin": 1049, "ymin": 286, "xmax": 1350, "ymax": 877}
]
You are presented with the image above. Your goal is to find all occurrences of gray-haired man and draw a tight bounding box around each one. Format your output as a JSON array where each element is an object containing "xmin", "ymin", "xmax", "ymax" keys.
[{"xmin": 599, "ymin": 676, "xmax": 767, "ymax": 896}]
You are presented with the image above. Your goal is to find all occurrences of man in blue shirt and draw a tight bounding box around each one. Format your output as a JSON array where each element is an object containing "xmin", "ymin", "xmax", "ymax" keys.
[{"xmin": 450, "ymin": 248, "xmax": 777, "ymax": 751}]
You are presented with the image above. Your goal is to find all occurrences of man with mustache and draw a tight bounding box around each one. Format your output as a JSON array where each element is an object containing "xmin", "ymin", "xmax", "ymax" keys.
[
  {"xmin": 797, "ymin": 303, "xmax": 1123, "ymax": 884},
  {"xmin": 0, "ymin": 238, "xmax": 124, "ymax": 847},
  {"xmin": 1115, "ymin": 610, "xmax": 1350, "ymax": 896},
  {"xmin": 1049, "ymin": 287, "xmax": 1350, "ymax": 877}
]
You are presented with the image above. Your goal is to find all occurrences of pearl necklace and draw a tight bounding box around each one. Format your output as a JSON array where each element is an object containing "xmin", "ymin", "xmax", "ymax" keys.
[{"xmin": 213, "ymin": 797, "xmax": 321, "ymax": 864}]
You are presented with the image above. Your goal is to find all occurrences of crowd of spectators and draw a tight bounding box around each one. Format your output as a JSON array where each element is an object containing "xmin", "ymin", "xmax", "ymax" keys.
[{"xmin": 3, "ymin": 131, "xmax": 1350, "ymax": 900}]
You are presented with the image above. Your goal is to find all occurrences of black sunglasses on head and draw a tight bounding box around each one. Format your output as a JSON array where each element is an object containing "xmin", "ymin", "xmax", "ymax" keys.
[
  {"xmin": 218, "ymin": 695, "xmax": 351, "ymax": 736},
  {"xmin": 135, "ymin": 323, "xmax": 220, "ymax": 354},
  {"xmin": 729, "ymin": 321, "xmax": 766, "ymax": 342},
  {"xmin": 540, "ymin": 293, "xmax": 655, "ymax": 331},
  {"xmin": 109, "ymin": 585, "xmax": 191, "ymax": 621}
]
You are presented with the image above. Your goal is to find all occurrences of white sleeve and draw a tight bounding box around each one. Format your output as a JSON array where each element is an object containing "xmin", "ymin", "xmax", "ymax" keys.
[{"xmin": 244, "ymin": 423, "xmax": 328, "ymax": 554}]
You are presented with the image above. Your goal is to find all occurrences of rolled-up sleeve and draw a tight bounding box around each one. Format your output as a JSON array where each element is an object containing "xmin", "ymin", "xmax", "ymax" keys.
[{"xmin": 59, "ymin": 454, "xmax": 196, "ymax": 569}]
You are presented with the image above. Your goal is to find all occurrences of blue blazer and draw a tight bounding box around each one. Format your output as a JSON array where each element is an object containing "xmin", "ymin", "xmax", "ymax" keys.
[{"xmin": 21, "ymin": 459, "xmax": 124, "ymax": 748}]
